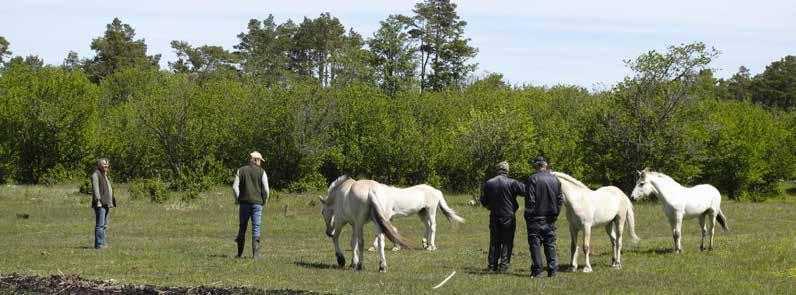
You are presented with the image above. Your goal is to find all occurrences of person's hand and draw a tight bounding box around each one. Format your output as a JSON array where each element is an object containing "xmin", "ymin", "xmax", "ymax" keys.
[{"xmin": 95, "ymin": 200, "xmax": 101, "ymax": 207}]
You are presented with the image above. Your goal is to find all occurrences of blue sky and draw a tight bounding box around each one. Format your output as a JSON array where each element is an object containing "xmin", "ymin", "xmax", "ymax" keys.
[{"xmin": 2, "ymin": 0, "xmax": 794, "ymax": 88}]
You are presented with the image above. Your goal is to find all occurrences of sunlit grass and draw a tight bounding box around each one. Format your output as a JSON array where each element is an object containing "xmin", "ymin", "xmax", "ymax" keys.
[{"xmin": 1, "ymin": 183, "xmax": 794, "ymax": 294}]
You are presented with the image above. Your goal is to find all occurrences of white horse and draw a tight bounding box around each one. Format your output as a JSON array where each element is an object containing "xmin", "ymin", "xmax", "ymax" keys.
[
  {"xmin": 367, "ymin": 184, "xmax": 465, "ymax": 251},
  {"xmin": 630, "ymin": 168, "xmax": 728, "ymax": 253},
  {"xmin": 552, "ymin": 172, "xmax": 640, "ymax": 272},
  {"xmin": 320, "ymin": 175, "xmax": 410, "ymax": 272}
]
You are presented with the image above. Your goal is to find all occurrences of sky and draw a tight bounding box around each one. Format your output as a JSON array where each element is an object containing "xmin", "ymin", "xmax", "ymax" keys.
[{"xmin": 2, "ymin": 0, "xmax": 794, "ymax": 89}]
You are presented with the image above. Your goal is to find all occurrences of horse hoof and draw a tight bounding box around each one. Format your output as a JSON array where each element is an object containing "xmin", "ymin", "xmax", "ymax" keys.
[
  {"xmin": 379, "ymin": 266, "xmax": 387, "ymax": 273},
  {"xmin": 583, "ymin": 267, "xmax": 593, "ymax": 273},
  {"xmin": 367, "ymin": 246, "xmax": 376, "ymax": 252},
  {"xmin": 426, "ymin": 246, "xmax": 437, "ymax": 251},
  {"xmin": 391, "ymin": 246, "xmax": 401, "ymax": 251},
  {"xmin": 611, "ymin": 264, "xmax": 622, "ymax": 269},
  {"xmin": 336, "ymin": 254, "xmax": 346, "ymax": 267}
]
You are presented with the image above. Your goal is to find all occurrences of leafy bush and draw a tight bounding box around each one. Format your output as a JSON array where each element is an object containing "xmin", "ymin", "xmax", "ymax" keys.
[
  {"xmin": 181, "ymin": 189, "xmax": 201, "ymax": 203},
  {"xmin": 129, "ymin": 178, "xmax": 172, "ymax": 203},
  {"xmin": 78, "ymin": 179, "xmax": 92, "ymax": 195}
]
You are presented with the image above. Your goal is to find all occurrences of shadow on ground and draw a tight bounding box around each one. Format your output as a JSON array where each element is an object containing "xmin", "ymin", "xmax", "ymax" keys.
[
  {"xmin": 0, "ymin": 273, "xmax": 327, "ymax": 295},
  {"xmin": 294, "ymin": 261, "xmax": 341, "ymax": 270}
]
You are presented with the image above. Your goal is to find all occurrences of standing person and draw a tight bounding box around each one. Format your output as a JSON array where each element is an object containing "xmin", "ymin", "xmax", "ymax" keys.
[
  {"xmin": 480, "ymin": 161, "xmax": 526, "ymax": 272},
  {"xmin": 232, "ymin": 151, "xmax": 270, "ymax": 259},
  {"xmin": 90, "ymin": 158, "xmax": 115, "ymax": 249},
  {"xmin": 524, "ymin": 156, "xmax": 563, "ymax": 278}
]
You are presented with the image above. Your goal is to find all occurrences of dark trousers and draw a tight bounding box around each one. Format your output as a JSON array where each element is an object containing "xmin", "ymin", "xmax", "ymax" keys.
[
  {"xmin": 488, "ymin": 215, "xmax": 516, "ymax": 271},
  {"xmin": 526, "ymin": 216, "xmax": 557, "ymax": 276}
]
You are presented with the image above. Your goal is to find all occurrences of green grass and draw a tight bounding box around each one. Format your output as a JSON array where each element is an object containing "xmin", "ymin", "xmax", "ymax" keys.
[{"xmin": 1, "ymin": 184, "xmax": 794, "ymax": 294}]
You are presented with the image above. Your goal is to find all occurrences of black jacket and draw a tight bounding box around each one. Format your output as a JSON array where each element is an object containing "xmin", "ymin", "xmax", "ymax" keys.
[
  {"xmin": 524, "ymin": 170, "xmax": 563, "ymax": 218},
  {"xmin": 480, "ymin": 174, "xmax": 526, "ymax": 217}
]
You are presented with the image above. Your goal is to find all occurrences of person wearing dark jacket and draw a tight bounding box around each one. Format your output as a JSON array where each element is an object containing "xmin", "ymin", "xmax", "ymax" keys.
[
  {"xmin": 524, "ymin": 156, "xmax": 564, "ymax": 278},
  {"xmin": 480, "ymin": 161, "xmax": 526, "ymax": 272},
  {"xmin": 232, "ymin": 151, "xmax": 270, "ymax": 259}
]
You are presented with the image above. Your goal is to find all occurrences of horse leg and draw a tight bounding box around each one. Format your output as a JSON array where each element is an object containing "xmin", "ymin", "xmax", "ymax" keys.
[
  {"xmin": 698, "ymin": 213, "xmax": 707, "ymax": 251},
  {"xmin": 375, "ymin": 225, "xmax": 387, "ymax": 272},
  {"xmin": 582, "ymin": 225, "xmax": 593, "ymax": 273},
  {"xmin": 605, "ymin": 222, "xmax": 618, "ymax": 268},
  {"xmin": 418, "ymin": 209, "xmax": 430, "ymax": 250},
  {"xmin": 708, "ymin": 211, "xmax": 717, "ymax": 251},
  {"xmin": 426, "ymin": 208, "xmax": 438, "ymax": 251},
  {"xmin": 332, "ymin": 225, "xmax": 345, "ymax": 268},
  {"xmin": 673, "ymin": 215, "xmax": 683, "ymax": 254},
  {"xmin": 614, "ymin": 216, "xmax": 625, "ymax": 269},
  {"xmin": 368, "ymin": 236, "xmax": 378, "ymax": 252},
  {"xmin": 350, "ymin": 225, "xmax": 364, "ymax": 271},
  {"xmin": 569, "ymin": 225, "xmax": 579, "ymax": 272}
]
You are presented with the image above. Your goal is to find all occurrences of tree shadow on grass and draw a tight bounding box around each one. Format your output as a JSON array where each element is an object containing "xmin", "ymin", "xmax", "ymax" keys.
[{"xmin": 294, "ymin": 261, "xmax": 340, "ymax": 270}]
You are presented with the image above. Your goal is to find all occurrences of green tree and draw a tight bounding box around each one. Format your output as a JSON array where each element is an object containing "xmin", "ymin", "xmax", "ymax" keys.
[
  {"xmin": 718, "ymin": 66, "xmax": 753, "ymax": 101},
  {"xmin": 368, "ymin": 15, "xmax": 417, "ymax": 96},
  {"xmin": 234, "ymin": 15, "xmax": 296, "ymax": 85},
  {"xmin": 404, "ymin": 0, "xmax": 477, "ymax": 92},
  {"xmin": 84, "ymin": 17, "xmax": 161, "ymax": 83},
  {"xmin": 331, "ymin": 29, "xmax": 374, "ymax": 87},
  {"xmin": 751, "ymin": 55, "xmax": 795, "ymax": 109},
  {"xmin": 583, "ymin": 42, "xmax": 720, "ymax": 190},
  {"xmin": 0, "ymin": 36, "xmax": 10, "ymax": 65},
  {"xmin": 169, "ymin": 40, "xmax": 239, "ymax": 77},
  {"xmin": 62, "ymin": 51, "xmax": 81, "ymax": 71},
  {"xmin": 0, "ymin": 63, "xmax": 99, "ymax": 183}
]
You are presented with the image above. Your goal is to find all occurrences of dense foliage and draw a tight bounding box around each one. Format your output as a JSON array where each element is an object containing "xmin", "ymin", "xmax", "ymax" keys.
[{"xmin": 0, "ymin": 1, "xmax": 793, "ymax": 200}]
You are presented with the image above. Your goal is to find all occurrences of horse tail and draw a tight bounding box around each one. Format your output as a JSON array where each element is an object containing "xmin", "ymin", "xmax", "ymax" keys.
[
  {"xmin": 436, "ymin": 191, "xmax": 465, "ymax": 224},
  {"xmin": 368, "ymin": 190, "xmax": 412, "ymax": 249},
  {"xmin": 625, "ymin": 198, "xmax": 641, "ymax": 243},
  {"xmin": 716, "ymin": 209, "xmax": 729, "ymax": 231}
]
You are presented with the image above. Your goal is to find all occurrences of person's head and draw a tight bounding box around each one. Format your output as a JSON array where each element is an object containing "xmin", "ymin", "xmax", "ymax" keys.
[
  {"xmin": 249, "ymin": 151, "xmax": 263, "ymax": 166},
  {"xmin": 97, "ymin": 158, "xmax": 109, "ymax": 173},
  {"xmin": 497, "ymin": 161, "xmax": 509, "ymax": 175},
  {"xmin": 532, "ymin": 156, "xmax": 548, "ymax": 171}
]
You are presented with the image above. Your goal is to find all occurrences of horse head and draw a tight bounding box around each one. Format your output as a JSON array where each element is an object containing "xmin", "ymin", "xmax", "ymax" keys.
[
  {"xmin": 630, "ymin": 168, "xmax": 655, "ymax": 200},
  {"xmin": 319, "ymin": 196, "xmax": 336, "ymax": 238}
]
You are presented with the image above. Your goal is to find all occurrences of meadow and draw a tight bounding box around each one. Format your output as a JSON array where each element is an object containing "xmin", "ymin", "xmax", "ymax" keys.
[{"xmin": 1, "ymin": 183, "xmax": 794, "ymax": 294}]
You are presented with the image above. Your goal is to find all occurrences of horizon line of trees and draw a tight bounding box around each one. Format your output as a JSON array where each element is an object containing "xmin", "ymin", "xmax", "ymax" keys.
[{"xmin": 0, "ymin": 0, "xmax": 793, "ymax": 201}]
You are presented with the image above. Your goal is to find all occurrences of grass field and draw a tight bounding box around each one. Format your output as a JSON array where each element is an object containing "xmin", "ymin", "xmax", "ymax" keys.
[{"xmin": 1, "ymin": 183, "xmax": 794, "ymax": 294}]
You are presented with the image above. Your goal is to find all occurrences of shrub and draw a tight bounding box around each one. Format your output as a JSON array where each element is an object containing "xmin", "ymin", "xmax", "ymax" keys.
[
  {"xmin": 129, "ymin": 178, "xmax": 172, "ymax": 203},
  {"xmin": 78, "ymin": 179, "xmax": 92, "ymax": 195},
  {"xmin": 181, "ymin": 189, "xmax": 201, "ymax": 203}
]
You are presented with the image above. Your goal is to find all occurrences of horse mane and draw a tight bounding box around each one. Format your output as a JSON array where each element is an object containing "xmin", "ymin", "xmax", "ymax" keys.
[
  {"xmin": 646, "ymin": 171, "xmax": 678, "ymax": 184},
  {"xmin": 551, "ymin": 171, "xmax": 590, "ymax": 190},
  {"xmin": 327, "ymin": 175, "xmax": 350, "ymax": 194}
]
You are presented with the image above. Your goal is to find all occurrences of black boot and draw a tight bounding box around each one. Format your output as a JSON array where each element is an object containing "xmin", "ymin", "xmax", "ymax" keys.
[
  {"xmin": 252, "ymin": 237, "xmax": 260, "ymax": 259},
  {"xmin": 236, "ymin": 238, "xmax": 245, "ymax": 258},
  {"xmin": 498, "ymin": 243, "xmax": 513, "ymax": 272}
]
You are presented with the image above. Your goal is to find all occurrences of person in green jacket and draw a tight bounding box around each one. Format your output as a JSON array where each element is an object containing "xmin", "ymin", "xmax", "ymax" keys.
[{"xmin": 232, "ymin": 151, "xmax": 270, "ymax": 259}]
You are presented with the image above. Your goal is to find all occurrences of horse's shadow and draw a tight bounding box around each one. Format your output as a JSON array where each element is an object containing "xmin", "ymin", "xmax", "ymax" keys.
[
  {"xmin": 294, "ymin": 261, "xmax": 340, "ymax": 270},
  {"xmin": 623, "ymin": 247, "xmax": 674, "ymax": 255}
]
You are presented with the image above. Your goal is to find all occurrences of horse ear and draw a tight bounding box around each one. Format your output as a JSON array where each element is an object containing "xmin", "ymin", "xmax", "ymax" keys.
[
  {"xmin": 636, "ymin": 170, "xmax": 642, "ymax": 176},
  {"xmin": 318, "ymin": 196, "xmax": 327, "ymax": 205}
]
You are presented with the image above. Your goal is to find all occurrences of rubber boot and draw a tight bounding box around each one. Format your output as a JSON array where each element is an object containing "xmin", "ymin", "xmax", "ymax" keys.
[
  {"xmin": 252, "ymin": 237, "xmax": 260, "ymax": 259},
  {"xmin": 236, "ymin": 238, "xmax": 245, "ymax": 258}
]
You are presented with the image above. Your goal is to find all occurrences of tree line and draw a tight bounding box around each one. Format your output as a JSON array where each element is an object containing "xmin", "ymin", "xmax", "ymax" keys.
[{"xmin": 0, "ymin": 0, "xmax": 793, "ymax": 201}]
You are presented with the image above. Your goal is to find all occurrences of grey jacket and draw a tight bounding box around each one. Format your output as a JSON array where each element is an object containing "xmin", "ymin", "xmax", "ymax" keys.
[{"xmin": 91, "ymin": 170, "xmax": 115, "ymax": 208}]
